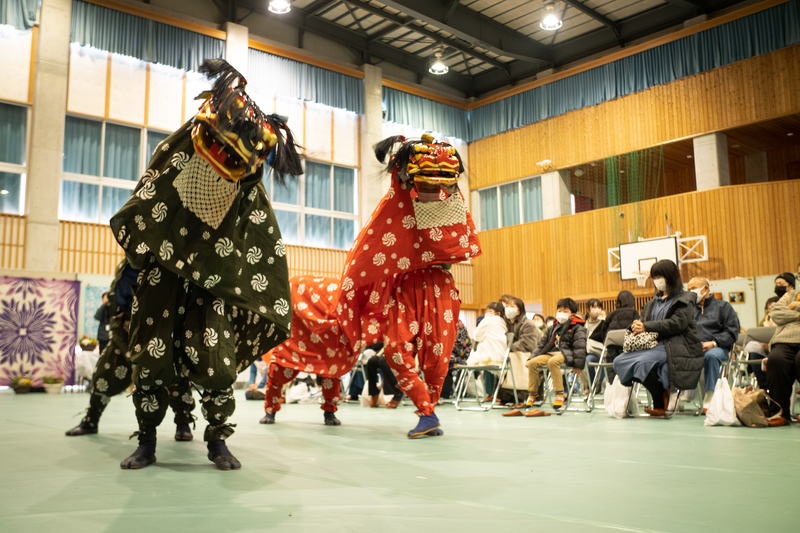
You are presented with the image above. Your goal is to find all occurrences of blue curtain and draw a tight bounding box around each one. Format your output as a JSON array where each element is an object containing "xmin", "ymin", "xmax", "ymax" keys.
[
  {"xmin": 104, "ymin": 123, "xmax": 140, "ymax": 181},
  {"xmin": 499, "ymin": 182, "xmax": 520, "ymax": 227},
  {"xmin": 479, "ymin": 188, "xmax": 499, "ymax": 231},
  {"xmin": 266, "ymin": 171, "xmax": 299, "ymax": 205},
  {"xmin": 274, "ymin": 209, "xmax": 299, "ymax": 245},
  {"xmin": 146, "ymin": 131, "xmax": 168, "ymax": 163},
  {"xmin": 0, "ymin": 0, "xmax": 38, "ymax": 30},
  {"xmin": 63, "ymin": 116, "xmax": 101, "ymax": 176},
  {"xmin": 70, "ymin": 0, "xmax": 225, "ymax": 72},
  {"xmin": 60, "ymin": 181, "xmax": 99, "ymax": 222},
  {"xmin": 305, "ymin": 161, "xmax": 331, "ymax": 210},
  {"xmin": 383, "ymin": 86, "xmax": 469, "ymax": 141},
  {"xmin": 305, "ymin": 214, "xmax": 331, "ymax": 248},
  {"xmin": 248, "ymin": 48, "xmax": 364, "ymax": 114},
  {"xmin": 0, "ymin": 172, "xmax": 22, "ymax": 214},
  {"xmin": 333, "ymin": 166, "xmax": 355, "ymax": 213},
  {"xmin": 469, "ymin": 0, "xmax": 800, "ymax": 141},
  {"xmin": 0, "ymin": 102, "xmax": 26, "ymax": 165},
  {"xmin": 333, "ymin": 218, "xmax": 356, "ymax": 250},
  {"xmin": 100, "ymin": 185, "xmax": 132, "ymax": 223},
  {"xmin": 521, "ymin": 177, "xmax": 542, "ymax": 223}
]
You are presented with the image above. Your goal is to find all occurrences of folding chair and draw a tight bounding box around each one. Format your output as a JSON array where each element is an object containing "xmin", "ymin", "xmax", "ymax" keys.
[
  {"xmin": 729, "ymin": 327, "xmax": 775, "ymax": 389},
  {"xmin": 453, "ymin": 333, "xmax": 518, "ymax": 411},
  {"xmin": 586, "ymin": 329, "xmax": 627, "ymax": 412},
  {"xmin": 342, "ymin": 347, "xmax": 382, "ymax": 397}
]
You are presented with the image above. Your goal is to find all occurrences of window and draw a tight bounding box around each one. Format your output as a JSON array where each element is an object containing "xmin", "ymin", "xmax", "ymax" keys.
[
  {"xmin": 263, "ymin": 160, "xmax": 358, "ymax": 250},
  {"xmin": 0, "ymin": 102, "xmax": 28, "ymax": 215},
  {"xmin": 478, "ymin": 175, "xmax": 543, "ymax": 231},
  {"xmin": 60, "ymin": 116, "xmax": 170, "ymax": 223}
]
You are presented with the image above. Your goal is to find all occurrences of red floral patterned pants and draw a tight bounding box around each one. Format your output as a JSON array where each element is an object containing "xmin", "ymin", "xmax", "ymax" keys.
[
  {"xmin": 383, "ymin": 267, "xmax": 460, "ymax": 416},
  {"xmin": 263, "ymin": 362, "xmax": 342, "ymax": 414}
]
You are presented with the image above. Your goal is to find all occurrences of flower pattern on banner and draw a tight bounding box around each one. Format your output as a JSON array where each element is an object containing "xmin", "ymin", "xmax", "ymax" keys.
[{"xmin": 0, "ymin": 277, "xmax": 79, "ymax": 386}]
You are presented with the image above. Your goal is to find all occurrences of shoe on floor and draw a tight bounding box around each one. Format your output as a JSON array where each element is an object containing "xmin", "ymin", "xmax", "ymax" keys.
[
  {"xmin": 386, "ymin": 398, "xmax": 401, "ymax": 409},
  {"xmin": 65, "ymin": 420, "xmax": 97, "ymax": 436},
  {"xmin": 259, "ymin": 412, "xmax": 275, "ymax": 424},
  {"xmin": 524, "ymin": 409, "xmax": 551, "ymax": 417},
  {"xmin": 408, "ymin": 413, "xmax": 440, "ymax": 438},
  {"xmin": 552, "ymin": 393, "xmax": 565, "ymax": 409},
  {"xmin": 324, "ymin": 411, "xmax": 342, "ymax": 426},
  {"xmin": 120, "ymin": 441, "xmax": 156, "ymax": 469},
  {"xmin": 369, "ymin": 394, "xmax": 380, "ymax": 408},
  {"xmin": 644, "ymin": 408, "xmax": 667, "ymax": 417},
  {"xmin": 502, "ymin": 409, "xmax": 523, "ymax": 417},
  {"xmin": 174, "ymin": 423, "xmax": 193, "ymax": 441},
  {"xmin": 207, "ymin": 440, "xmax": 241, "ymax": 470},
  {"xmin": 429, "ymin": 428, "xmax": 443, "ymax": 436},
  {"xmin": 525, "ymin": 396, "xmax": 538, "ymax": 408},
  {"xmin": 768, "ymin": 417, "xmax": 790, "ymax": 427}
]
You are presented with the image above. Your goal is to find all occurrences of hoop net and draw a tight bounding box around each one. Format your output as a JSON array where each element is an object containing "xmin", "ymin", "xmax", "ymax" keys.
[{"xmin": 634, "ymin": 271, "xmax": 649, "ymax": 287}]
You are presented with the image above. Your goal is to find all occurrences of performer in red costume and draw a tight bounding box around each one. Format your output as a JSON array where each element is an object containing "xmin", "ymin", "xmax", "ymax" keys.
[{"xmin": 259, "ymin": 133, "xmax": 480, "ymax": 437}]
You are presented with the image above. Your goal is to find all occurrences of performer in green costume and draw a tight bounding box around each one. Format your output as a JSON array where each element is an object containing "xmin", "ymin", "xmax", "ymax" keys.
[
  {"xmin": 110, "ymin": 60, "xmax": 301, "ymax": 470},
  {"xmin": 65, "ymin": 259, "xmax": 196, "ymax": 441}
]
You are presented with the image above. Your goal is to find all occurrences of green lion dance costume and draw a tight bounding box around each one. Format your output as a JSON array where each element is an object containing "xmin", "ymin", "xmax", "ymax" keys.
[{"xmin": 109, "ymin": 59, "xmax": 302, "ymax": 470}]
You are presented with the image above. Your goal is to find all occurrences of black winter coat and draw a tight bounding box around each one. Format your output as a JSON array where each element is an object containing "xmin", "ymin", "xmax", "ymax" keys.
[
  {"xmin": 590, "ymin": 307, "xmax": 640, "ymax": 344},
  {"xmin": 531, "ymin": 318, "xmax": 588, "ymax": 370},
  {"xmin": 642, "ymin": 290, "xmax": 703, "ymax": 390}
]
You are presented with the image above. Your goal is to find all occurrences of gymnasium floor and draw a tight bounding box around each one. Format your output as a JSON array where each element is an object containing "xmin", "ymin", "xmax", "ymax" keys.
[{"xmin": 0, "ymin": 390, "xmax": 797, "ymax": 533}]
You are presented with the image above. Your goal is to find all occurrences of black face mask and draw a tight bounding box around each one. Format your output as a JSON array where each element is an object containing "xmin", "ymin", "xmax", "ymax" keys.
[{"xmin": 775, "ymin": 286, "xmax": 788, "ymax": 298}]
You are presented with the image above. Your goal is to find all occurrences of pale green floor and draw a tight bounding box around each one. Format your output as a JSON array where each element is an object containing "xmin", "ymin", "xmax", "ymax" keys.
[{"xmin": 0, "ymin": 390, "xmax": 798, "ymax": 533}]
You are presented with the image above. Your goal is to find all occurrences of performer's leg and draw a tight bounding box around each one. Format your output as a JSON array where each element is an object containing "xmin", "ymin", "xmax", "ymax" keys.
[
  {"xmin": 320, "ymin": 376, "xmax": 343, "ymax": 425},
  {"xmin": 167, "ymin": 376, "xmax": 196, "ymax": 441},
  {"xmin": 261, "ymin": 363, "xmax": 298, "ymax": 423}
]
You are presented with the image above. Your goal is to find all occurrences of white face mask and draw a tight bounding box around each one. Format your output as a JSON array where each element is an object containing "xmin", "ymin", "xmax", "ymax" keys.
[
  {"xmin": 691, "ymin": 288, "xmax": 706, "ymax": 301},
  {"xmin": 533, "ymin": 319, "xmax": 544, "ymax": 328},
  {"xmin": 589, "ymin": 308, "xmax": 602, "ymax": 319},
  {"xmin": 505, "ymin": 307, "xmax": 518, "ymax": 319},
  {"xmin": 555, "ymin": 312, "xmax": 570, "ymax": 324},
  {"xmin": 546, "ymin": 321, "xmax": 554, "ymax": 328},
  {"xmin": 653, "ymin": 278, "xmax": 667, "ymax": 292}
]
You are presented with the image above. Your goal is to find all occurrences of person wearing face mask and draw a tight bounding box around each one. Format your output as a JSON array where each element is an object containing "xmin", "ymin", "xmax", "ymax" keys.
[
  {"xmin": 545, "ymin": 316, "xmax": 556, "ymax": 329},
  {"xmin": 467, "ymin": 302, "xmax": 508, "ymax": 366},
  {"xmin": 505, "ymin": 297, "xmax": 542, "ymax": 353},
  {"xmin": 532, "ymin": 314, "xmax": 546, "ymax": 333},
  {"xmin": 612, "ymin": 260, "xmax": 703, "ymax": 417},
  {"xmin": 582, "ymin": 299, "xmax": 606, "ymax": 393},
  {"xmin": 503, "ymin": 298, "xmax": 586, "ymax": 415},
  {"xmin": 686, "ymin": 278, "xmax": 740, "ymax": 412},
  {"xmin": 764, "ymin": 276, "xmax": 800, "ymax": 425},
  {"xmin": 589, "ymin": 290, "xmax": 641, "ymax": 387}
]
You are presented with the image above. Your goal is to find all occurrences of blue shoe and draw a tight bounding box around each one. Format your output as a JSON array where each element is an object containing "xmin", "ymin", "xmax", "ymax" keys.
[
  {"xmin": 429, "ymin": 428, "xmax": 443, "ymax": 436},
  {"xmin": 407, "ymin": 414, "xmax": 440, "ymax": 438},
  {"xmin": 259, "ymin": 412, "xmax": 275, "ymax": 424}
]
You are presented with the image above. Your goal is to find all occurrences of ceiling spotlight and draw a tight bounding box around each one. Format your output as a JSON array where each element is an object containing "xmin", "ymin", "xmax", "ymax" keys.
[
  {"xmin": 573, "ymin": 169, "xmax": 584, "ymax": 177},
  {"xmin": 788, "ymin": 133, "xmax": 795, "ymax": 136},
  {"xmin": 686, "ymin": 155, "xmax": 693, "ymax": 159},
  {"xmin": 429, "ymin": 48, "xmax": 448, "ymax": 75},
  {"xmin": 268, "ymin": 0, "xmax": 291, "ymax": 14},
  {"xmin": 540, "ymin": 2, "xmax": 562, "ymax": 31},
  {"xmin": 0, "ymin": 190, "xmax": 8, "ymax": 195}
]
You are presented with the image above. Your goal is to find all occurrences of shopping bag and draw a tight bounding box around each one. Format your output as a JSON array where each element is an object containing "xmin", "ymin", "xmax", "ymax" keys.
[
  {"xmin": 732, "ymin": 385, "xmax": 782, "ymax": 427},
  {"xmin": 704, "ymin": 378, "xmax": 740, "ymax": 426},
  {"xmin": 604, "ymin": 376, "xmax": 632, "ymax": 419}
]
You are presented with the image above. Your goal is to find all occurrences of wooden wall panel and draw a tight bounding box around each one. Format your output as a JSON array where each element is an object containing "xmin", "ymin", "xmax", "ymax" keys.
[
  {"xmin": 767, "ymin": 144, "xmax": 800, "ymax": 181},
  {"xmin": 469, "ymin": 45, "xmax": 800, "ymax": 190},
  {"xmin": 0, "ymin": 214, "xmax": 26, "ymax": 269},
  {"xmin": 472, "ymin": 181, "xmax": 800, "ymax": 316}
]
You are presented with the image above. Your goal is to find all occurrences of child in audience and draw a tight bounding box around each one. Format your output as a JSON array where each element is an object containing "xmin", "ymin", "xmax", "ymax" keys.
[
  {"xmin": 467, "ymin": 303, "xmax": 508, "ymax": 366},
  {"xmin": 545, "ymin": 316, "xmax": 556, "ymax": 328},
  {"xmin": 589, "ymin": 290, "xmax": 640, "ymax": 386},
  {"xmin": 533, "ymin": 314, "xmax": 546, "ymax": 333},
  {"xmin": 582, "ymin": 299, "xmax": 605, "ymax": 393}
]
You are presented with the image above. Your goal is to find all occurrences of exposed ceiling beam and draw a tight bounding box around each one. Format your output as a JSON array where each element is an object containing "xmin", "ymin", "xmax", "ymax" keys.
[
  {"xmin": 443, "ymin": 0, "xmax": 460, "ymax": 25},
  {"xmin": 561, "ymin": 0, "xmax": 621, "ymax": 40},
  {"xmin": 304, "ymin": 0, "xmax": 340, "ymax": 15},
  {"xmin": 372, "ymin": 0, "xmax": 553, "ymax": 64}
]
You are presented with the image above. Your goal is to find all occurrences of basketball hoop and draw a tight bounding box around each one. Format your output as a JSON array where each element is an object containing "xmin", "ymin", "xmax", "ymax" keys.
[{"xmin": 633, "ymin": 271, "xmax": 649, "ymax": 287}]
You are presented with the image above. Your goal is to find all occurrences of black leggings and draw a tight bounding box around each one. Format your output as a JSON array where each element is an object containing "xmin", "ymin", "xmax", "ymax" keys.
[{"xmin": 642, "ymin": 367, "xmax": 666, "ymax": 409}]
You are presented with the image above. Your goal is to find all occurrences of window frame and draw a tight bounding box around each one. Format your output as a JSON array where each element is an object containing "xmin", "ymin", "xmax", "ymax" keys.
[
  {"xmin": 477, "ymin": 174, "xmax": 543, "ymax": 231},
  {"xmin": 0, "ymin": 100, "xmax": 31, "ymax": 215},
  {"xmin": 264, "ymin": 156, "xmax": 360, "ymax": 250},
  {"xmin": 60, "ymin": 113, "xmax": 172, "ymax": 223}
]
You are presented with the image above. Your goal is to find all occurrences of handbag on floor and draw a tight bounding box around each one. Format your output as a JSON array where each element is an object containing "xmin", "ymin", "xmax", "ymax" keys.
[
  {"xmin": 704, "ymin": 378, "xmax": 740, "ymax": 426},
  {"xmin": 731, "ymin": 385, "xmax": 782, "ymax": 427},
  {"xmin": 623, "ymin": 327, "xmax": 659, "ymax": 352},
  {"xmin": 604, "ymin": 376, "xmax": 632, "ymax": 419}
]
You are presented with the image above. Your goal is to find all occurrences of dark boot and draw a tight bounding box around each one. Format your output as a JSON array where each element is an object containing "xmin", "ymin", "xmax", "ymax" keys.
[
  {"xmin": 324, "ymin": 411, "xmax": 341, "ymax": 426},
  {"xmin": 407, "ymin": 413, "xmax": 440, "ymax": 438},
  {"xmin": 174, "ymin": 424, "xmax": 193, "ymax": 441},
  {"xmin": 120, "ymin": 439, "xmax": 157, "ymax": 469},
  {"xmin": 66, "ymin": 417, "xmax": 98, "ymax": 436},
  {"xmin": 207, "ymin": 440, "xmax": 241, "ymax": 470},
  {"xmin": 259, "ymin": 412, "xmax": 275, "ymax": 424}
]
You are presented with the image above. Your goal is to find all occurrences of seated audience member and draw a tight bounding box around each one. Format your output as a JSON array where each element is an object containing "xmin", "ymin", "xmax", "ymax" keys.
[
  {"xmin": 687, "ymin": 278, "xmax": 740, "ymax": 408},
  {"xmin": 582, "ymin": 299, "xmax": 605, "ymax": 393},
  {"xmin": 612, "ymin": 260, "xmax": 703, "ymax": 417},
  {"xmin": 545, "ymin": 316, "xmax": 556, "ymax": 329},
  {"xmin": 533, "ymin": 314, "xmax": 546, "ymax": 333},
  {"xmin": 246, "ymin": 360, "xmax": 268, "ymax": 400},
  {"xmin": 363, "ymin": 342, "xmax": 405, "ymax": 408},
  {"xmin": 344, "ymin": 342, "xmax": 382, "ymax": 401},
  {"xmin": 441, "ymin": 320, "xmax": 472, "ymax": 400},
  {"xmin": 745, "ymin": 296, "xmax": 780, "ymax": 388},
  {"xmin": 765, "ymin": 278, "xmax": 800, "ymax": 426},
  {"xmin": 589, "ymin": 290, "xmax": 640, "ymax": 385},
  {"xmin": 506, "ymin": 298, "xmax": 586, "ymax": 413},
  {"xmin": 506, "ymin": 297, "xmax": 542, "ymax": 353},
  {"xmin": 467, "ymin": 303, "xmax": 508, "ymax": 366}
]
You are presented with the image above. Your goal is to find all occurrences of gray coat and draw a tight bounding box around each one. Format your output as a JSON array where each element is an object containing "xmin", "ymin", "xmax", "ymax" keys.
[{"xmin": 642, "ymin": 290, "xmax": 703, "ymax": 390}]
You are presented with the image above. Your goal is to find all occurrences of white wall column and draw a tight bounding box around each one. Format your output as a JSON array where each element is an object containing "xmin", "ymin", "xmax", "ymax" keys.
[
  {"xmin": 359, "ymin": 63, "xmax": 387, "ymax": 221},
  {"xmin": 693, "ymin": 132, "xmax": 730, "ymax": 190},
  {"xmin": 224, "ymin": 22, "xmax": 249, "ymax": 76},
  {"xmin": 744, "ymin": 151, "xmax": 769, "ymax": 183},
  {"xmin": 540, "ymin": 170, "xmax": 571, "ymax": 219},
  {"xmin": 25, "ymin": 0, "xmax": 72, "ymax": 272}
]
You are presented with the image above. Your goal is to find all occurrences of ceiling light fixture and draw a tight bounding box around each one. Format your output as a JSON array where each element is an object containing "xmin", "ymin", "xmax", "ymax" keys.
[
  {"xmin": 268, "ymin": 0, "xmax": 291, "ymax": 14},
  {"xmin": 429, "ymin": 47, "xmax": 448, "ymax": 75},
  {"xmin": 788, "ymin": 133, "xmax": 795, "ymax": 136},
  {"xmin": 731, "ymin": 144, "xmax": 741, "ymax": 148},
  {"xmin": 687, "ymin": 155, "xmax": 693, "ymax": 159},
  {"xmin": 540, "ymin": 2, "xmax": 562, "ymax": 31},
  {"xmin": 0, "ymin": 190, "xmax": 8, "ymax": 195}
]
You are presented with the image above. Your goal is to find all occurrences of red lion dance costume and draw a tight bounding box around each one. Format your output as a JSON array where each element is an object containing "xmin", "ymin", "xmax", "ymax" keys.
[{"xmin": 261, "ymin": 133, "xmax": 480, "ymax": 437}]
